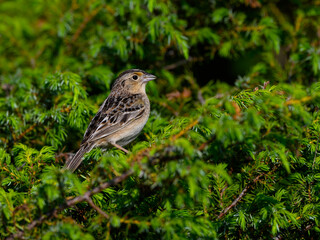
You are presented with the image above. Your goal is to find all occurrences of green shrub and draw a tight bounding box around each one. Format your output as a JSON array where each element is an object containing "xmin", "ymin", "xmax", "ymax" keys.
[{"xmin": 1, "ymin": 0, "xmax": 320, "ymax": 239}]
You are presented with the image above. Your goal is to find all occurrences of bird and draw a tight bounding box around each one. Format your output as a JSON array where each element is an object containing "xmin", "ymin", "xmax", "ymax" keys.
[{"xmin": 64, "ymin": 69, "xmax": 156, "ymax": 172}]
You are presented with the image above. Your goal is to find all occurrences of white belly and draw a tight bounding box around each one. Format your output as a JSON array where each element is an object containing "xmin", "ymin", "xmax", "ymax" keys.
[{"xmin": 109, "ymin": 114, "xmax": 149, "ymax": 146}]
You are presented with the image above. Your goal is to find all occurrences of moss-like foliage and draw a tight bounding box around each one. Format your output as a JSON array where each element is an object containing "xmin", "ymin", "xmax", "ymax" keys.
[{"xmin": 1, "ymin": 0, "xmax": 320, "ymax": 239}]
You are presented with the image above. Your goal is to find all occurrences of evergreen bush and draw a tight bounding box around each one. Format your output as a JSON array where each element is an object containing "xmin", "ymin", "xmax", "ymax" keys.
[{"xmin": 0, "ymin": 0, "xmax": 320, "ymax": 239}]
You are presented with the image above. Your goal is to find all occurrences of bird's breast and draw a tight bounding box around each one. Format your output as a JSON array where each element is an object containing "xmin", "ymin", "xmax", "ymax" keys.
[{"xmin": 110, "ymin": 110, "xmax": 150, "ymax": 146}]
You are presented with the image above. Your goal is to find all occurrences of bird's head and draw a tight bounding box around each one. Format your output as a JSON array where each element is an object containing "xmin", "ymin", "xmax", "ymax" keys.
[{"xmin": 113, "ymin": 69, "xmax": 156, "ymax": 94}]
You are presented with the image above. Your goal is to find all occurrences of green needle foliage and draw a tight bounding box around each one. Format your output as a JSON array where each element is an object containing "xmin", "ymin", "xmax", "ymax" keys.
[{"xmin": 1, "ymin": 0, "xmax": 320, "ymax": 239}]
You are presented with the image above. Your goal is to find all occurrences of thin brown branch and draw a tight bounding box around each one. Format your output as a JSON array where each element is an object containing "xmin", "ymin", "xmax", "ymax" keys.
[
  {"xmin": 219, "ymin": 186, "xmax": 228, "ymax": 208},
  {"xmin": 85, "ymin": 196, "xmax": 109, "ymax": 219},
  {"xmin": 197, "ymin": 90, "xmax": 205, "ymax": 105},
  {"xmin": 235, "ymin": 25, "xmax": 265, "ymax": 32},
  {"xmin": 158, "ymin": 101, "xmax": 178, "ymax": 116},
  {"xmin": 6, "ymin": 169, "xmax": 133, "ymax": 240},
  {"xmin": 71, "ymin": 5, "xmax": 104, "ymax": 43},
  {"xmin": 163, "ymin": 57, "xmax": 202, "ymax": 70},
  {"xmin": 6, "ymin": 208, "xmax": 60, "ymax": 240},
  {"xmin": 15, "ymin": 123, "xmax": 37, "ymax": 141},
  {"xmin": 67, "ymin": 169, "xmax": 134, "ymax": 206},
  {"xmin": 218, "ymin": 171, "xmax": 268, "ymax": 219},
  {"xmin": 198, "ymin": 137, "xmax": 215, "ymax": 151},
  {"xmin": 170, "ymin": 119, "xmax": 199, "ymax": 141},
  {"xmin": 164, "ymin": 59, "xmax": 190, "ymax": 70},
  {"xmin": 217, "ymin": 182, "xmax": 251, "ymax": 219},
  {"xmin": 312, "ymin": 136, "xmax": 319, "ymax": 170},
  {"xmin": 274, "ymin": 222, "xmax": 315, "ymax": 240}
]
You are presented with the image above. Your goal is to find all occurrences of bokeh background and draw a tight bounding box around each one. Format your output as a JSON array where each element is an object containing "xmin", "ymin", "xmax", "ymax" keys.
[{"xmin": 1, "ymin": 0, "xmax": 319, "ymax": 86}]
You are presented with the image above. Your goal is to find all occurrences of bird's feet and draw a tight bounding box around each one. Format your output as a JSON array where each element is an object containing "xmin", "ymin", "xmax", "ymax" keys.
[{"xmin": 110, "ymin": 142, "xmax": 129, "ymax": 154}]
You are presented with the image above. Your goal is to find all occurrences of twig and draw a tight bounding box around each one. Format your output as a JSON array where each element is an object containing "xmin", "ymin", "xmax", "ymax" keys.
[
  {"xmin": 312, "ymin": 136, "xmax": 319, "ymax": 170},
  {"xmin": 219, "ymin": 186, "xmax": 228, "ymax": 208},
  {"xmin": 170, "ymin": 119, "xmax": 199, "ymax": 141},
  {"xmin": 197, "ymin": 90, "xmax": 205, "ymax": 105},
  {"xmin": 6, "ymin": 169, "xmax": 133, "ymax": 240},
  {"xmin": 217, "ymin": 182, "xmax": 251, "ymax": 219},
  {"xmin": 85, "ymin": 196, "xmax": 109, "ymax": 219},
  {"xmin": 198, "ymin": 137, "xmax": 215, "ymax": 151},
  {"xmin": 71, "ymin": 4, "xmax": 104, "ymax": 43},
  {"xmin": 235, "ymin": 25, "xmax": 265, "ymax": 32},
  {"xmin": 274, "ymin": 222, "xmax": 315, "ymax": 240},
  {"xmin": 218, "ymin": 171, "xmax": 268, "ymax": 219},
  {"xmin": 67, "ymin": 169, "xmax": 133, "ymax": 206},
  {"xmin": 164, "ymin": 59, "xmax": 190, "ymax": 70},
  {"xmin": 15, "ymin": 123, "xmax": 37, "ymax": 141},
  {"xmin": 218, "ymin": 165, "xmax": 279, "ymax": 219},
  {"xmin": 158, "ymin": 101, "xmax": 178, "ymax": 116},
  {"xmin": 163, "ymin": 57, "xmax": 202, "ymax": 70},
  {"xmin": 7, "ymin": 208, "xmax": 59, "ymax": 240}
]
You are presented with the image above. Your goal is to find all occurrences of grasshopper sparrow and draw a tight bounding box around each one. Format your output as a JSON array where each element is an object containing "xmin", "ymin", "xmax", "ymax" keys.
[{"xmin": 65, "ymin": 69, "xmax": 156, "ymax": 172}]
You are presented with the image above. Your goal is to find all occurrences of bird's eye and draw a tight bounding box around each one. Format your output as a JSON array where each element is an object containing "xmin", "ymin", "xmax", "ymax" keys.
[{"xmin": 132, "ymin": 75, "xmax": 138, "ymax": 80}]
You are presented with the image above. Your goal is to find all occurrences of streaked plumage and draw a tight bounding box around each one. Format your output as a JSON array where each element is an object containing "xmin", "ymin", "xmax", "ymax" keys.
[{"xmin": 65, "ymin": 69, "xmax": 156, "ymax": 172}]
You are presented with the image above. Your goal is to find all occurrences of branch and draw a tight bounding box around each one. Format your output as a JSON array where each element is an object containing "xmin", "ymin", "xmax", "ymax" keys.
[
  {"xmin": 71, "ymin": 4, "xmax": 104, "ymax": 43},
  {"xmin": 198, "ymin": 137, "xmax": 215, "ymax": 151},
  {"xmin": 85, "ymin": 196, "xmax": 109, "ymax": 219},
  {"xmin": 197, "ymin": 90, "xmax": 205, "ymax": 105},
  {"xmin": 218, "ymin": 166, "xmax": 278, "ymax": 219},
  {"xmin": 67, "ymin": 169, "xmax": 133, "ymax": 206},
  {"xmin": 274, "ymin": 222, "xmax": 315, "ymax": 240},
  {"xmin": 312, "ymin": 136, "xmax": 319, "ymax": 170},
  {"xmin": 164, "ymin": 59, "xmax": 190, "ymax": 70},
  {"xmin": 163, "ymin": 57, "xmax": 202, "ymax": 70},
  {"xmin": 6, "ymin": 208, "xmax": 59, "ymax": 240},
  {"xmin": 170, "ymin": 119, "xmax": 199, "ymax": 141},
  {"xmin": 218, "ymin": 172, "xmax": 265, "ymax": 219},
  {"xmin": 6, "ymin": 169, "xmax": 133, "ymax": 240}
]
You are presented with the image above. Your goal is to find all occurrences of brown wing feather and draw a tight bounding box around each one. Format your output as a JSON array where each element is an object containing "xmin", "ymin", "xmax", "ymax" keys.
[
  {"xmin": 81, "ymin": 94, "xmax": 122, "ymax": 144},
  {"xmin": 81, "ymin": 93, "xmax": 145, "ymax": 145}
]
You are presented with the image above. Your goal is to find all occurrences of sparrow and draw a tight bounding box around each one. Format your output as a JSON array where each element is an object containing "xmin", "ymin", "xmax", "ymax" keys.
[{"xmin": 65, "ymin": 69, "xmax": 156, "ymax": 172}]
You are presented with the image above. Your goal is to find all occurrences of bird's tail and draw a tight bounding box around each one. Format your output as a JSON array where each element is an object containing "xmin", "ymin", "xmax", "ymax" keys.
[{"xmin": 64, "ymin": 143, "xmax": 95, "ymax": 172}]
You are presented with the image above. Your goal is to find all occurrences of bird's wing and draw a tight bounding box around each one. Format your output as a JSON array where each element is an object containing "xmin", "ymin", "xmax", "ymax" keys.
[{"xmin": 81, "ymin": 93, "xmax": 146, "ymax": 145}]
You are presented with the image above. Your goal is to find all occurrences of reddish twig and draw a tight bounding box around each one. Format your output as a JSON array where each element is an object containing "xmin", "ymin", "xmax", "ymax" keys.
[
  {"xmin": 71, "ymin": 5, "xmax": 104, "ymax": 43},
  {"xmin": 198, "ymin": 137, "xmax": 215, "ymax": 151},
  {"xmin": 170, "ymin": 119, "xmax": 199, "ymax": 141},
  {"xmin": 15, "ymin": 123, "xmax": 37, "ymax": 141}
]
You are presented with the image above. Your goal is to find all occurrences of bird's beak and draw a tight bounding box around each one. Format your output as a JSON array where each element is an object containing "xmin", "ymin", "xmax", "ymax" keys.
[{"xmin": 142, "ymin": 73, "xmax": 157, "ymax": 83}]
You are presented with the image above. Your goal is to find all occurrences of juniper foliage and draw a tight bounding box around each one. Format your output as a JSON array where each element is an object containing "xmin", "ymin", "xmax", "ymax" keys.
[{"xmin": 0, "ymin": 0, "xmax": 320, "ymax": 239}]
